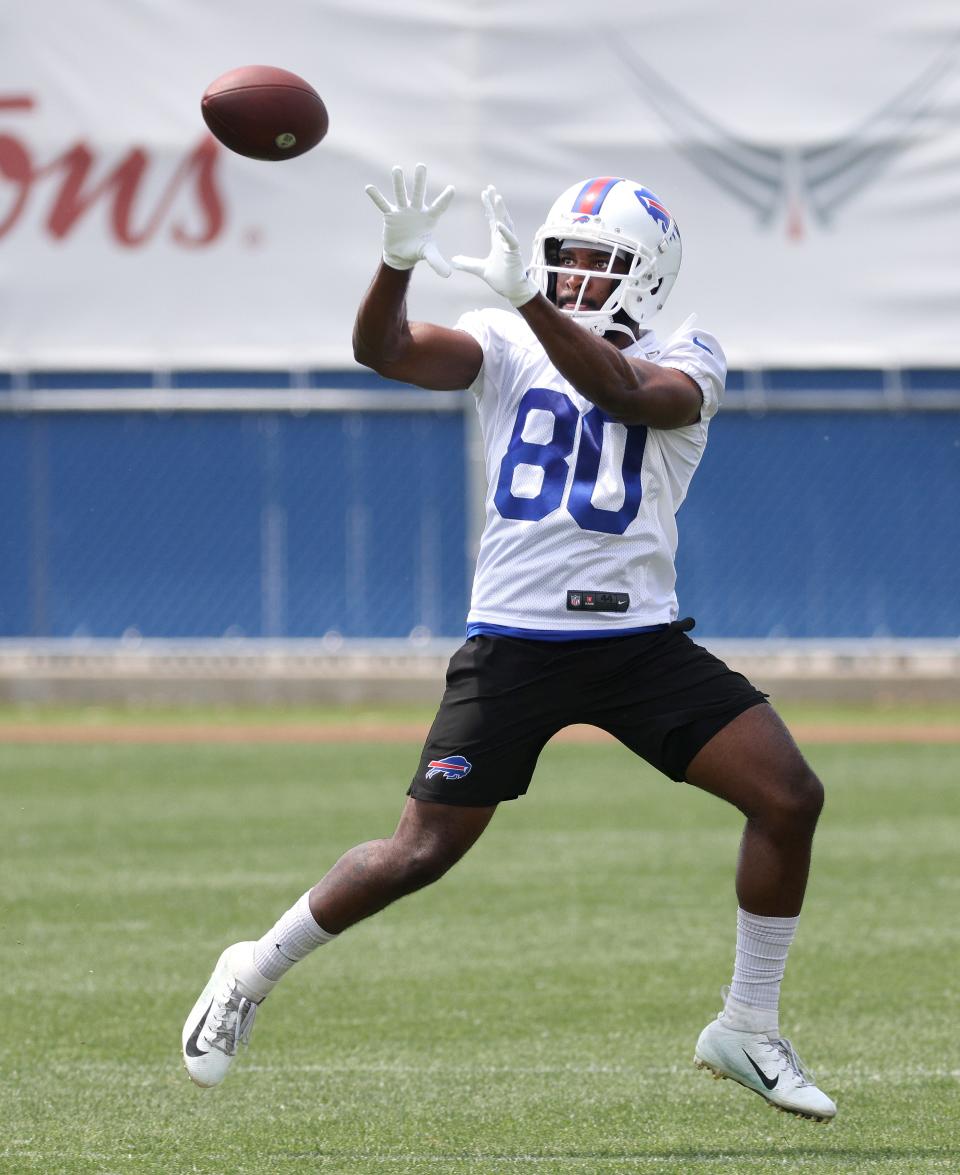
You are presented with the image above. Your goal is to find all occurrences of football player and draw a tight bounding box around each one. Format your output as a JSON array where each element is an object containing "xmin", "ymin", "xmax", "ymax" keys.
[{"xmin": 182, "ymin": 164, "xmax": 836, "ymax": 1122}]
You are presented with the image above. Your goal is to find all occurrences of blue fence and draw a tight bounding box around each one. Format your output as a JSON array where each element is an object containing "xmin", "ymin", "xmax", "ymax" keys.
[
  {"xmin": 0, "ymin": 406, "xmax": 468, "ymax": 640},
  {"xmin": 1, "ymin": 370, "xmax": 958, "ymax": 639},
  {"xmin": 676, "ymin": 410, "xmax": 958, "ymax": 637}
]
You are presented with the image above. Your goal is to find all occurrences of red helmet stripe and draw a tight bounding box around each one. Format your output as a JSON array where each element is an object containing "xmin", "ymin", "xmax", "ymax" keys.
[{"xmin": 571, "ymin": 177, "xmax": 620, "ymax": 215}]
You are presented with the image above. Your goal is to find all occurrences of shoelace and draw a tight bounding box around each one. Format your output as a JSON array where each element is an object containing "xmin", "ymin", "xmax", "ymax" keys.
[
  {"xmin": 770, "ymin": 1037, "xmax": 815, "ymax": 1086},
  {"xmin": 235, "ymin": 998, "xmax": 258, "ymax": 1049},
  {"xmin": 204, "ymin": 985, "xmax": 259, "ymax": 1056}
]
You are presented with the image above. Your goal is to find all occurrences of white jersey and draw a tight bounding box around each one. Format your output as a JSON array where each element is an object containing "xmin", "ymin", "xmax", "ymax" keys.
[{"xmin": 458, "ymin": 307, "xmax": 726, "ymax": 637}]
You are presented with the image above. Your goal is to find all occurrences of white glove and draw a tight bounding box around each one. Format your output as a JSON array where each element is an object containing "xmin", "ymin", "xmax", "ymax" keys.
[
  {"xmin": 364, "ymin": 162, "xmax": 454, "ymax": 278},
  {"xmin": 452, "ymin": 186, "xmax": 539, "ymax": 308}
]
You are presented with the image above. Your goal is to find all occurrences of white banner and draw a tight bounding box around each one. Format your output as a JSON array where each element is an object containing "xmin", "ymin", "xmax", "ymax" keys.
[{"xmin": 2, "ymin": 1, "xmax": 960, "ymax": 368}]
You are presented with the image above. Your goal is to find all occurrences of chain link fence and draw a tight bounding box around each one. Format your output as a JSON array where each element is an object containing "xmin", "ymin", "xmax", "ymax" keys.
[
  {"xmin": 1, "ymin": 396, "xmax": 468, "ymax": 640},
  {"xmin": 1, "ymin": 370, "xmax": 958, "ymax": 641},
  {"xmin": 678, "ymin": 407, "xmax": 959, "ymax": 637}
]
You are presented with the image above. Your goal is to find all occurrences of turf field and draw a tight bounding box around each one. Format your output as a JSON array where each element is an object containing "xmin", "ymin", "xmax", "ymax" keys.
[{"xmin": 3, "ymin": 707, "xmax": 959, "ymax": 1173}]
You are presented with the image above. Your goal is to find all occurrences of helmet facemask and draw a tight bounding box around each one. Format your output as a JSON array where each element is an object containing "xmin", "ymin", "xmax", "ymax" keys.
[
  {"xmin": 535, "ymin": 236, "xmax": 662, "ymax": 341},
  {"xmin": 528, "ymin": 178, "xmax": 682, "ymax": 339}
]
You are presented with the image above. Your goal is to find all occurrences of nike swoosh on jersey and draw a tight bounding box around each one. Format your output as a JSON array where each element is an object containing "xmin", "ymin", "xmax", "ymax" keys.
[{"xmin": 692, "ymin": 335, "xmax": 714, "ymax": 354}]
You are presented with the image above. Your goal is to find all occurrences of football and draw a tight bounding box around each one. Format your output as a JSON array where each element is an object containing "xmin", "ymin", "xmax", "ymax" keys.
[{"xmin": 201, "ymin": 65, "xmax": 328, "ymax": 161}]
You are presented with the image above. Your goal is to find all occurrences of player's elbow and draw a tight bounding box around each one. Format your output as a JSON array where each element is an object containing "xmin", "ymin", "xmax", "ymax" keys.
[
  {"xmin": 351, "ymin": 324, "xmax": 379, "ymax": 370},
  {"xmin": 613, "ymin": 375, "xmax": 703, "ymax": 429},
  {"xmin": 352, "ymin": 326, "xmax": 402, "ymax": 378}
]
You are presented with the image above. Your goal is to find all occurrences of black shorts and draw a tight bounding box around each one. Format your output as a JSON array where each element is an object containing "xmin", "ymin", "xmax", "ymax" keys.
[{"xmin": 408, "ymin": 621, "xmax": 768, "ymax": 807}]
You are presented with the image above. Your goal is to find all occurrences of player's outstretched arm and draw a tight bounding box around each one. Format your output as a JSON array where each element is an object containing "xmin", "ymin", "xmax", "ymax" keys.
[
  {"xmin": 353, "ymin": 263, "xmax": 482, "ymax": 391},
  {"xmin": 354, "ymin": 164, "xmax": 482, "ymax": 391},
  {"xmin": 454, "ymin": 186, "xmax": 701, "ymax": 428},
  {"xmin": 519, "ymin": 296, "xmax": 703, "ymax": 428}
]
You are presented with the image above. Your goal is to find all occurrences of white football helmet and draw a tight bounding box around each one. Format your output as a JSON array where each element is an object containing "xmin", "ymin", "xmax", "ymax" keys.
[{"xmin": 528, "ymin": 177, "xmax": 682, "ymax": 337}]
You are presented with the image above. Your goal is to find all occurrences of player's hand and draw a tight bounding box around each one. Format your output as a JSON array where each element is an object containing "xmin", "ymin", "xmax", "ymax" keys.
[
  {"xmin": 364, "ymin": 163, "xmax": 454, "ymax": 278},
  {"xmin": 452, "ymin": 186, "xmax": 539, "ymax": 308}
]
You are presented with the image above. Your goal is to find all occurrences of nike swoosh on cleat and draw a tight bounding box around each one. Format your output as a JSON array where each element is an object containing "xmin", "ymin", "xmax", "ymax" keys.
[
  {"xmin": 742, "ymin": 1048, "xmax": 779, "ymax": 1090},
  {"xmin": 184, "ymin": 999, "xmax": 213, "ymax": 1057}
]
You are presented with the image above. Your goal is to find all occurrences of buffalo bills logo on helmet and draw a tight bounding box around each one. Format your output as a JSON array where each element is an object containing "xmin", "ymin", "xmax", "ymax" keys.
[
  {"xmin": 634, "ymin": 187, "xmax": 672, "ymax": 232},
  {"xmin": 425, "ymin": 755, "xmax": 473, "ymax": 781},
  {"xmin": 572, "ymin": 214, "xmax": 591, "ymax": 223}
]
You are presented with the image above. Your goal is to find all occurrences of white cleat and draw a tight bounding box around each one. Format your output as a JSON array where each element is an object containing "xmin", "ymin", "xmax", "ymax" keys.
[
  {"xmin": 694, "ymin": 1015, "xmax": 837, "ymax": 1122},
  {"xmin": 181, "ymin": 941, "xmax": 276, "ymax": 1088}
]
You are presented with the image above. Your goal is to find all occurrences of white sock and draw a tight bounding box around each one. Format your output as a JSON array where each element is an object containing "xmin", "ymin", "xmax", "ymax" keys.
[
  {"xmin": 724, "ymin": 907, "xmax": 799, "ymax": 1035},
  {"xmin": 252, "ymin": 891, "xmax": 337, "ymax": 982}
]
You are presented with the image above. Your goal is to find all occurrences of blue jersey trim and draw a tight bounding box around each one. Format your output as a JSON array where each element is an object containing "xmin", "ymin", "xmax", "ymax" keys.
[{"xmin": 465, "ymin": 621, "xmax": 671, "ymax": 642}]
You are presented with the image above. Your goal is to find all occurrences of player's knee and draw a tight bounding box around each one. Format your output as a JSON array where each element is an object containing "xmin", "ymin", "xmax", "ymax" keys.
[
  {"xmin": 795, "ymin": 766, "xmax": 824, "ymax": 828},
  {"xmin": 767, "ymin": 762, "xmax": 824, "ymax": 830},
  {"xmin": 394, "ymin": 834, "xmax": 463, "ymax": 892}
]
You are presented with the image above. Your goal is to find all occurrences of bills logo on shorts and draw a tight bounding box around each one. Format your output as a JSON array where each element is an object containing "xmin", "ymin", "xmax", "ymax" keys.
[{"xmin": 425, "ymin": 754, "xmax": 473, "ymax": 781}]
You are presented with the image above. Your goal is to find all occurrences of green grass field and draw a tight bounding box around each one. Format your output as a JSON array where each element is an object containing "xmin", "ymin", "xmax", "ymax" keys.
[{"xmin": 3, "ymin": 711, "xmax": 959, "ymax": 1173}]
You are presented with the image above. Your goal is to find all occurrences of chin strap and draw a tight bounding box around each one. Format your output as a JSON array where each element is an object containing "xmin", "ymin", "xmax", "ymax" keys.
[
  {"xmin": 603, "ymin": 320, "xmax": 640, "ymax": 343},
  {"xmin": 565, "ymin": 311, "xmax": 634, "ymax": 341},
  {"xmin": 601, "ymin": 310, "xmax": 699, "ymax": 348}
]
